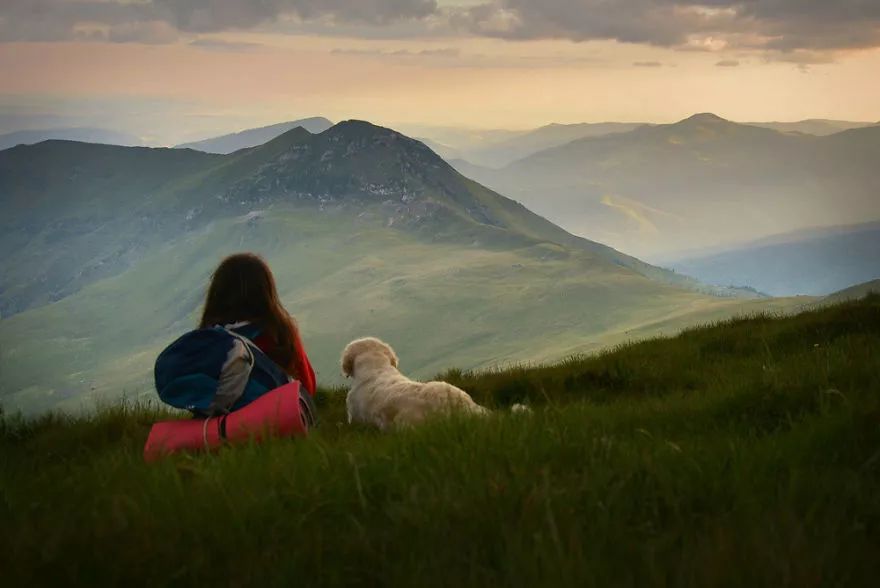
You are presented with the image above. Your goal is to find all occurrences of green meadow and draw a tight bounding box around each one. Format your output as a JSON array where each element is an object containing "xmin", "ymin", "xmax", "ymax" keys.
[{"xmin": 3, "ymin": 295, "xmax": 878, "ymax": 586}]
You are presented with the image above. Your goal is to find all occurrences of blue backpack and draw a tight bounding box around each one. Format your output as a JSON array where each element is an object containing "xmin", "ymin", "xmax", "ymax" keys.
[{"xmin": 154, "ymin": 324, "xmax": 317, "ymax": 424}]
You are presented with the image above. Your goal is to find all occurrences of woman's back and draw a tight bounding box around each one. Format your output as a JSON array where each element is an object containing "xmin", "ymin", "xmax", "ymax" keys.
[{"xmin": 200, "ymin": 253, "xmax": 316, "ymax": 396}]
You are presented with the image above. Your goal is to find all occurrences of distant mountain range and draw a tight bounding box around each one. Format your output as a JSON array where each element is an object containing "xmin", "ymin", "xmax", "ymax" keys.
[
  {"xmin": 169, "ymin": 116, "xmax": 879, "ymax": 167},
  {"xmin": 5, "ymin": 116, "xmax": 873, "ymax": 165},
  {"xmin": 0, "ymin": 127, "xmax": 143, "ymax": 151},
  {"xmin": 665, "ymin": 221, "xmax": 880, "ymax": 296},
  {"xmin": 454, "ymin": 113, "xmax": 880, "ymax": 258},
  {"xmin": 175, "ymin": 117, "xmax": 334, "ymax": 153},
  {"xmin": 393, "ymin": 124, "xmax": 522, "ymax": 157},
  {"xmin": 453, "ymin": 122, "xmax": 647, "ymax": 167},
  {"xmin": 1, "ymin": 120, "xmax": 778, "ymax": 414},
  {"xmin": 745, "ymin": 119, "xmax": 878, "ymax": 136},
  {"xmin": 404, "ymin": 118, "xmax": 878, "ymax": 168}
]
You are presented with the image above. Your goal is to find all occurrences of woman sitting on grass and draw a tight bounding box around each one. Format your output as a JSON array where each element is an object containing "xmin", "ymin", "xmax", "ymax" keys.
[{"xmin": 199, "ymin": 252, "xmax": 316, "ymax": 397}]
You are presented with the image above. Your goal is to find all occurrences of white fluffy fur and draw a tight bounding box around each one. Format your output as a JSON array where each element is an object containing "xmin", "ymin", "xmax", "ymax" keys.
[{"xmin": 341, "ymin": 337, "xmax": 489, "ymax": 430}]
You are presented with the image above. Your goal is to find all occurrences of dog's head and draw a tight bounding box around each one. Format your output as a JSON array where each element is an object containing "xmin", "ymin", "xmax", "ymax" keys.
[{"xmin": 341, "ymin": 337, "xmax": 399, "ymax": 378}]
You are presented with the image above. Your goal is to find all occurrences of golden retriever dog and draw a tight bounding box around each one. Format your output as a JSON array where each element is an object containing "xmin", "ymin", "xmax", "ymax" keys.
[{"xmin": 341, "ymin": 337, "xmax": 490, "ymax": 430}]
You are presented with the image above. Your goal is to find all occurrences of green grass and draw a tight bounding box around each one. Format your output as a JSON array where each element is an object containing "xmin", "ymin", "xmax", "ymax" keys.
[{"xmin": 2, "ymin": 296, "xmax": 879, "ymax": 586}]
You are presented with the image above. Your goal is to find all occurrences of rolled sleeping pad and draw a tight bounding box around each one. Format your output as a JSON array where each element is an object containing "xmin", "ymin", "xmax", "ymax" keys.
[{"xmin": 144, "ymin": 381, "xmax": 308, "ymax": 462}]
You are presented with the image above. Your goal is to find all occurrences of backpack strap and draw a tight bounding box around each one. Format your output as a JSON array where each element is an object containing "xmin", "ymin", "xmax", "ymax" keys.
[
  {"xmin": 206, "ymin": 327, "xmax": 271, "ymax": 415},
  {"xmin": 205, "ymin": 325, "xmax": 296, "ymax": 415},
  {"xmin": 226, "ymin": 324, "xmax": 294, "ymax": 386}
]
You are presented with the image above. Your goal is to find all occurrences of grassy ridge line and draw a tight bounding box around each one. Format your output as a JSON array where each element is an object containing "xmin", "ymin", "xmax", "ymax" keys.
[{"xmin": 1, "ymin": 296, "xmax": 879, "ymax": 586}]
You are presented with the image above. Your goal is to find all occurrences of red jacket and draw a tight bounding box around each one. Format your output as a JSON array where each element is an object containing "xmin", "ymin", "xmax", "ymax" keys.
[{"xmin": 253, "ymin": 331, "xmax": 317, "ymax": 396}]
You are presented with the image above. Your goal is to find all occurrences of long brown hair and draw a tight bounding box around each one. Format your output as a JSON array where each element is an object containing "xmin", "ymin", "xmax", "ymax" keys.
[{"xmin": 199, "ymin": 252, "xmax": 304, "ymax": 379}]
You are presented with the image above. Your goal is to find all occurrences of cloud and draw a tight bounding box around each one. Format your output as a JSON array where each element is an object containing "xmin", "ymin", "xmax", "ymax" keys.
[
  {"xmin": 151, "ymin": 0, "xmax": 438, "ymax": 32},
  {"xmin": 633, "ymin": 61, "xmax": 664, "ymax": 68},
  {"xmin": 331, "ymin": 47, "xmax": 460, "ymax": 58},
  {"xmin": 0, "ymin": 0, "xmax": 439, "ymax": 42},
  {"xmin": 414, "ymin": 48, "xmax": 460, "ymax": 57},
  {"xmin": 107, "ymin": 21, "xmax": 180, "ymax": 44},
  {"xmin": 2, "ymin": 0, "xmax": 879, "ymax": 64},
  {"xmin": 769, "ymin": 49, "xmax": 836, "ymax": 66},
  {"xmin": 454, "ymin": 1, "xmax": 710, "ymax": 46},
  {"xmin": 329, "ymin": 46, "xmax": 602, "ymax": 69},
  {"xmin": 715, "ymin": 59, "xmax": 740, "ymax": 67},
  {"xmin": 451, "ymin": 1, "xmax": 880, "ymax": 61},
  {"xmin": 189, "ymin": 38, "xmax": 263, "ymax": 51}
]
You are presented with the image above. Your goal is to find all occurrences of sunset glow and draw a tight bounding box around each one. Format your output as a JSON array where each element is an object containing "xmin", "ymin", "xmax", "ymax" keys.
[{"xmin": 2, "ymin": 1, "xmax": 878, "ymax": 144}]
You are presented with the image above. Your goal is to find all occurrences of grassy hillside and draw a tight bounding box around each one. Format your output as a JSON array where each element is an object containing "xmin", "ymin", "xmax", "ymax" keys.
[
  {"xmin": 818, "ymin": 279, "xmax": 880, "ymax": 306},
  {"xmin": 0, "ymin": 141, "xmax": 223, "ymax": 315},
  {"xmin": 1, "ymin": 205, "xmax": 789, "ymax": 415},
  {"xmin": 2, "ymin": 296, "xmax": 879, "ymax": 586}
]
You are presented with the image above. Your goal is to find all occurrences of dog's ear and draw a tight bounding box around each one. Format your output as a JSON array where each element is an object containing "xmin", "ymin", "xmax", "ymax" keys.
[
  {"xmin": 383, "ymin": 344, "xmax": 399, "ymax": 369},
  {"xmin": 341, "ymin": 344, "xmax": 356, "ymax": 378}
]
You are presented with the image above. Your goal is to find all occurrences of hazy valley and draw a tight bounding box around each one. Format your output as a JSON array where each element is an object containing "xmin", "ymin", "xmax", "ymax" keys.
[
  {"xmin": 665, "ymin": 221, "xmax": 880, "ymax": 296},
  {"xmin": 450, "ymin": 114, "xmax": 880, "ymax": 260}
]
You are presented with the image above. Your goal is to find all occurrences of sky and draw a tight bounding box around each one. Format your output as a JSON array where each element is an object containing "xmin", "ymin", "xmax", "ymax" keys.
[{"xmin": 1, "ymin": 0, "xmax": 879, "ymax": 145}]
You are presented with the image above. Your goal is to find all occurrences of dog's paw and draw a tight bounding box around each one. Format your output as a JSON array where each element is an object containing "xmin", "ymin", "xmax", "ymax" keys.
[{"xmin": 510, "ymin": 403, "xmax": 532, "ymax": 413}]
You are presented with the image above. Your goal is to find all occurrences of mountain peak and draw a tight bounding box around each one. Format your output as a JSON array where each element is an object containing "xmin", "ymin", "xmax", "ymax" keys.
[
  {"xmin": 219, "ymin": 118, "xmax": 465, "ymax": 216},
  {"xmin": 680, "ymin": 113, "xmax": 729, "ymax": 125},
  {"xmin": 324, "ymin": 119, "xmax": 400, "ymax": 138},
  {"xmin": 258, "ymin": 124, "xmax": 313, "ymax": 148}
]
